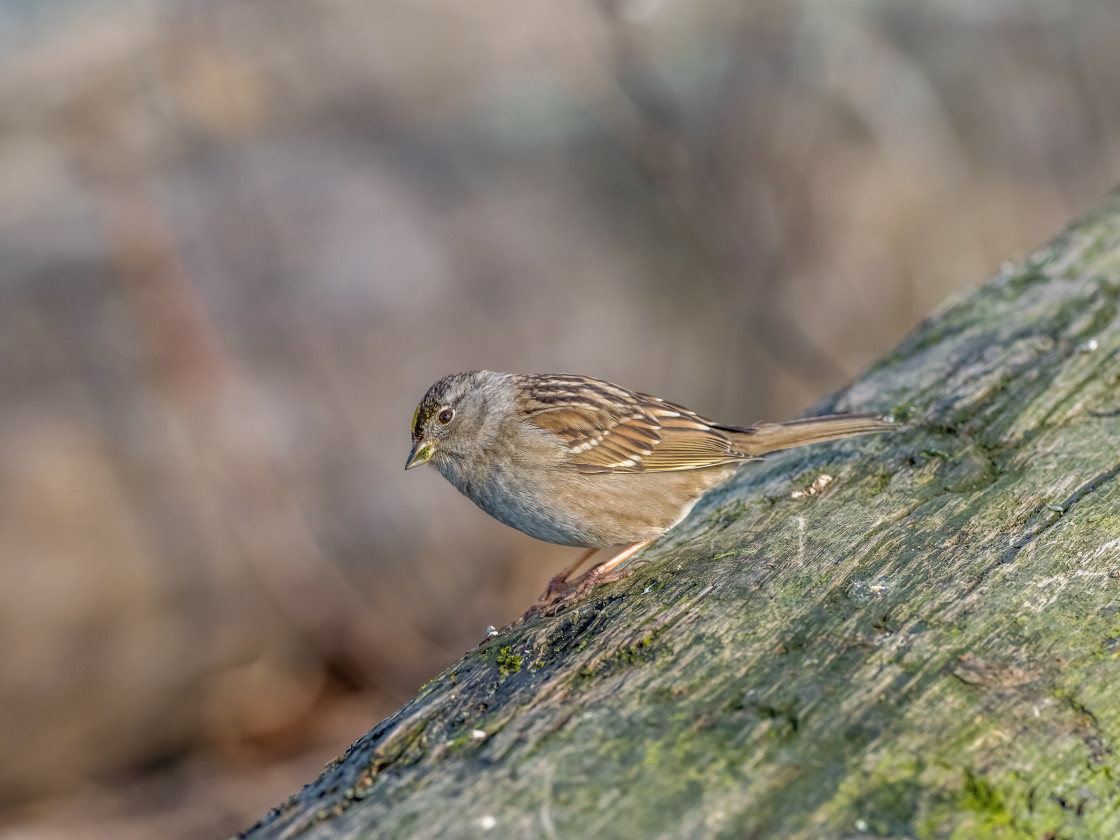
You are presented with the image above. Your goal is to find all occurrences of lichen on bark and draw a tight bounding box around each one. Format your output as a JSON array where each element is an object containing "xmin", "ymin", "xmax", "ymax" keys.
[{"xmin": 240, "ymin": 193, "xmax": 1120, "ymax": 840}]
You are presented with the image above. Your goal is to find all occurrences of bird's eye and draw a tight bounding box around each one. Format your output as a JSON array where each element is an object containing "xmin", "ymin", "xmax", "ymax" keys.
[{"xmin": 438, "ymin": 408, "xmax": 455, "ymax": 424}]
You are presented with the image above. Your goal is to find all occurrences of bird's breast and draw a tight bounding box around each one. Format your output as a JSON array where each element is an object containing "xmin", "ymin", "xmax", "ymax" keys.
[{"xmin": 436, "ymin": 451, "xmax": 736, "ymax": 548}]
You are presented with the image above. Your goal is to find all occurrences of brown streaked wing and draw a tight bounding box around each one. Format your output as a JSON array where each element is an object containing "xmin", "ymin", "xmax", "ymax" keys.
[
  {"xmin": 516, "ymin": 376, "xmax": 753, "ymax": 474},
  {"xmin": 637, "ymin": 400, "xmax": 756, "ymax": 472}
]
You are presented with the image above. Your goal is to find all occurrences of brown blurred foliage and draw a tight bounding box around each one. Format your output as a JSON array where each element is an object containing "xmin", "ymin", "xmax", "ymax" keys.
[{"xmin": 0, "ymin": 0, "xmax": 1118, "ymax": 836}]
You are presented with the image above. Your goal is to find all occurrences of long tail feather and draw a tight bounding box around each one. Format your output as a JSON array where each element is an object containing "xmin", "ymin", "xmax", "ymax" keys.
[{"xmin": 721, "ymin": 413, "xmax": 895, "ymax": 456}]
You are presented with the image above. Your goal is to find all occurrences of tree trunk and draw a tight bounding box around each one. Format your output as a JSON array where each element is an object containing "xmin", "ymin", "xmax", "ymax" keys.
[{"xmin": 239, "ymin": 193, "xmax": 1120, "ymax": 840}]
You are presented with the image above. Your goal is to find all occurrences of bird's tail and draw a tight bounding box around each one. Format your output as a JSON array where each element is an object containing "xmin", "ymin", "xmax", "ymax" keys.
[{"xmin": 722, "ymin": 413, "xmax": 896, "ymax": 456}]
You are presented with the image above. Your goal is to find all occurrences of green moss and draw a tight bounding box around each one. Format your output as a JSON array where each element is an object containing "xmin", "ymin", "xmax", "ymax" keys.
[
  {"xmin": 833, "ymin": 775, "xmax": 924, "ymax": 837},
  {"xmin": 1004, "ymin": 259, "xmax": 1050, "ymax": 292},
  {"xmin": 712, "ymin": 549, "xmax": 747, "ymax": 561},
  {"xmin": 496, "ymin": 646, "xmax": 522, "ymax": 677},
  {"xmin": 944, "ymin": 769, "xmax": 1024, "ymax": 839},
  {"xmin": 867, "ymin": 472, "xmax": 893, "ymax": 495},
  {"xmin": 958, "ymin": 770, "xmax": 1009, "ymax": 819}
]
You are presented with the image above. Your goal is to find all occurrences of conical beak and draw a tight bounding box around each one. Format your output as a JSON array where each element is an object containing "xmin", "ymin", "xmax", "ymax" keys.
[{"xmin": 405, "ymin": 439, "xmax": 437, "ymax": 470}]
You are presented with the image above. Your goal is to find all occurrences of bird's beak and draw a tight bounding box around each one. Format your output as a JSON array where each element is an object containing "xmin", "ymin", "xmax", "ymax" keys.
[{"xmin": 405, "ymin": 439, "xmax": 437, "ymax": 470}]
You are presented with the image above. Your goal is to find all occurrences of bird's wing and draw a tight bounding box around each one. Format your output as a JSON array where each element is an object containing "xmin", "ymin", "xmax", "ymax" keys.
[{"xmin": 516, "ymin": 375, "xmax": 753, "ymax": 474}]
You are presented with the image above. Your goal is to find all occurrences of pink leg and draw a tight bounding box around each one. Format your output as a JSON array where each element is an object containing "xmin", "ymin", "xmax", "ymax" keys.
[
  {"xmin": 537, "ymin": 547, "xmax": 600, "ymax": 604},
  {"xmin": 509, "ymin": 540, "xmax": 654, "ymax": 628},
  {"xmin": 565, "ymin": 539, "xmax": 654, "ymax": 602},
  {"xmin": 584, "ymin": 540, "xmax": 653, "ymax": 579}
]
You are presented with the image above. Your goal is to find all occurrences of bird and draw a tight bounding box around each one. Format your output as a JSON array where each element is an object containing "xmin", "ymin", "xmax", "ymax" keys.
[{"xmin": 406, "ymin": 371, "xmax": 893, "ymax": 610}]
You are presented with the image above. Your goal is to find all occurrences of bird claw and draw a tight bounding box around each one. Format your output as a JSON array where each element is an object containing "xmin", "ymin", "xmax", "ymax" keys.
[
  {"xmin": 500, "ymin": 542, "xmax": 650, "ymax": 633},
  {"xmin": 568, "ymin": 565, "xmax": 634, "ymax": 602},
  {"xmin": 518, "ymin": 564, "xmax": 635, "ymax": 624},
  {"xmin": 537, "ymin": 569, "xmax": 575, "ymax": 604}
]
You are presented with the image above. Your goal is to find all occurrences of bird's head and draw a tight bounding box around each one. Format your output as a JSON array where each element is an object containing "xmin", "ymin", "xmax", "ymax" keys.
[{"xmin": 405, "ymin": 371, "xmax": 499, "ymax": 470}]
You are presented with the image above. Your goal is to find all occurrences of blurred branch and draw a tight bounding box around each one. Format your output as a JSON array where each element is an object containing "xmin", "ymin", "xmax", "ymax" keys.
[
  {"xmin": 58, "ymin": 55, "xmax": 398, "ymax": 693},
  {"xmin": 591, "ymin": 1, "xmax": 848, "ymax": 388}
]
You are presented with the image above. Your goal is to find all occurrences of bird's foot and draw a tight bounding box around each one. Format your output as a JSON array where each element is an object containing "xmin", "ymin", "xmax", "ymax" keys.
[
  {"xmin": 533, "ymin": 547, "xmax": 600, "ymax": 605},
  {"xmin": 537, "ymin": 569, "xmax": 577, "ymax": 604},
  {"xmin": 518, "ymin": 559, "xmax": 641, "ymax": 624},
  {"xmin": 550, "ymin": 564, "xmax": 635, "ymax": 610},
  {"xmin": 503, "ymin": 541, "xmax": 653, "ymax": 631}
]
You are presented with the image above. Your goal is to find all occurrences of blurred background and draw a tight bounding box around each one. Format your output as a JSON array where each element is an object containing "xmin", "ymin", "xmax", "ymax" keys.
[{"xmin": 1, "ymin": 0, "xmax": 1119, "ymax": 836}]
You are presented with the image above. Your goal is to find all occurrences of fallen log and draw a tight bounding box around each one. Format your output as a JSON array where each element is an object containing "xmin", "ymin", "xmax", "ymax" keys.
[{"xmin": 240, "ymin": 191, "xmax": 1120, "ymax": 840}]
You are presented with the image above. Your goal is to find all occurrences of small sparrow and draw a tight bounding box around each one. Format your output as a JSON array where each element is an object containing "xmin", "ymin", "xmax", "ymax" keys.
[{"xmin": 407, "ymin": 372, "xmax": 892, "ymax": 606}]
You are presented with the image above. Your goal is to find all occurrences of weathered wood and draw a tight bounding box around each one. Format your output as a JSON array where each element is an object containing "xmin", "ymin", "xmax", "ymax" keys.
[{"xmin": 240, "ymin": 193, "xmax": 1120, "ymax": 840}]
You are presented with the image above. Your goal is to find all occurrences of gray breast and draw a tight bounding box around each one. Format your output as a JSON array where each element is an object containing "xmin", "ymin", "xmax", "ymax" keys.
[
  {"xmin": 433, "ymin": 451, "xmax": 603, "ymax": 546},
  {"xmin": 433, "ymin": 419, "xmax": 740, "ymax": 547}
]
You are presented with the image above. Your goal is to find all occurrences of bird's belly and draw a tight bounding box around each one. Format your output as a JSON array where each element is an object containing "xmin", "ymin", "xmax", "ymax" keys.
[
  {"xmin": 471, "ymin": 480, "xmax": 605, "ymax": 547},
  {"xmin": 466, "ymin": 466, "xmax": 737, "ymax": 548}
]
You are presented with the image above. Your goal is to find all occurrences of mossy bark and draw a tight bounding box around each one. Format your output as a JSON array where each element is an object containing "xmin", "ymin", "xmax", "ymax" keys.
[{"xmin": 239, "ymin": 194, "xmax": 1120, "ymax": 840}]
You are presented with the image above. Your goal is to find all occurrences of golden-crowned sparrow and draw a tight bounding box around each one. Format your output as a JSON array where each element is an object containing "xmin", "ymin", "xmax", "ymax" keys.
[{"xmin": 406, "ymin": 371, "xmax": 892, "ymax": 604}]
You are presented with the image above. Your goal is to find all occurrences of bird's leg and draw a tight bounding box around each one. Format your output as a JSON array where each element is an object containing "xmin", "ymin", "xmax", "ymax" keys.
[
  {"xmin": 509, "ymin": 541, "xmax": 654, "ymax": 629},
  {"xmin": 561, "ymin": 539, "xmax": 654, "ymax": 605},
  {"xmin": 536, "ymin": 547, "xmax": 599, "ymax": 603},
  {"xmin": 507, "ymin": 549, "xmax": 600, "ymax": 629},
  {"xmin": 589, "ymin": 539, "xmax": 653, "ymax": 578}
]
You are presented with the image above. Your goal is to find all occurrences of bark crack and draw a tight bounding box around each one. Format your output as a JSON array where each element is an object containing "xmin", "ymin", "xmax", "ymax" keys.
[{"xmin": 962, "ymin": 460, "xmax": 1120, "ymax": 598}]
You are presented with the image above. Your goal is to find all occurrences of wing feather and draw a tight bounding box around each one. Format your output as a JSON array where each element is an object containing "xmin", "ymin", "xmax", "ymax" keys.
[{"xmin": 516, "ymin": 376, "xmax": 753, "ymax": 474}]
